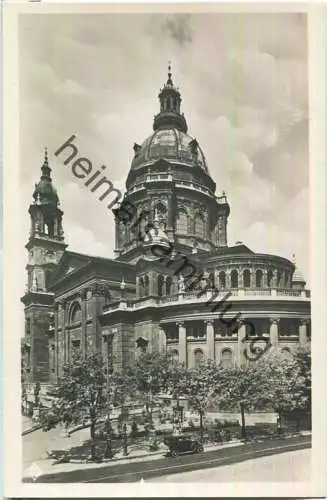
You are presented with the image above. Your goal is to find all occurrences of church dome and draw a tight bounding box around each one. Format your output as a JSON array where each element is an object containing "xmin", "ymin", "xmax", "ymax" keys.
[{"xmin": 131, "ymin": 128, "xmax": 209, "ymax": 174}]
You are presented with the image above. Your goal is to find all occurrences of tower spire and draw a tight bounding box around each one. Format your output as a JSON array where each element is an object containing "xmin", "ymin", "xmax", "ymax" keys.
[
  {"xmin": 41, "ymin": 146, "xmax": 52, "ymax": 181},
  {"xmin": 167, "ymin": 61, "xmax": 173, "ymax": 86}
]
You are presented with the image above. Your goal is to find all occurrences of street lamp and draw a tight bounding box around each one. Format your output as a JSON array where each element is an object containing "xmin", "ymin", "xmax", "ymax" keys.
[{"xmin": 172, "ymin": 395, "xmax": 184, "ymax": 434}]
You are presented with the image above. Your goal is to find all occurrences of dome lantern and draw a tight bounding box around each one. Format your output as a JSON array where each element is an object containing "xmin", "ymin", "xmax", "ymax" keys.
[{"xmin": 153, "ymin": 63, "xmax": 188, "ymax": 134}]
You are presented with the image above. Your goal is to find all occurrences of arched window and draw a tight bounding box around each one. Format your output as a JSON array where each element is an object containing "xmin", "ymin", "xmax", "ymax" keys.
[
  {"xmin": 195, "ymin": 215, "xmax": 205, "ymax": 238},
  {"xmin": 277, "ymin": 270, "xmax": 282, "ymax": 288},
  {"xmin": 176, "ymin": 210, "xmax": 188, "ymax": 234},
  {"xmin": 139, "ymin": 211, "xmax": 148, "ymax": 237},
  {"xmin": 119, "ymin": 221, "xmax": 125, "ymax": 245},
  {"xmin": 139, "ymin": 277, "xmax": 145, "ymax": 298},
  {"xmin": 267, "ymin": 269, "xmax": 274, "ymax": 287},
  {"xmin": 219, "ymin": 271, "xmax": 226, "ymax": 289},
  {"xmin": 166, "ymin": 276, "xmax": 172, "ymax": 296},
  {"xmin": 69, "ymin": 302, "xmax": 82, "ymax": 324},
  {"xmin": 285, "ymin": 271, "xmax": 289, "ymax": 288},
  {"xmin": 243, "ymin": 269, "xmax": 251, "ymax": 288},
  {"xmin": 45, "ymin": 270, "xmax": 52, "ymax": 290},
  {"xmin": 221, "ymin": 349, "xmax": 233, "ymax": 369},
  {"xmin": 231, "ymin": 270, "xmax": 238, "ymax": 288},
  {"xmin": 194, "ymin": 349, "xmax": 204, "ymax": 367},
  {"xmin": 256, "ymin": 270, "xmax": 263, "ymax": 288},
  {"xmin": 208, "ymin": 272, "xmax": 215, "ymax": 288},
  {"xmin": 158, "ymin": 274, "xmax": 164, "ymax": 297},
  {"xmin": 144, "ymin": 275, "xmax": 149, "ymax": 296}
]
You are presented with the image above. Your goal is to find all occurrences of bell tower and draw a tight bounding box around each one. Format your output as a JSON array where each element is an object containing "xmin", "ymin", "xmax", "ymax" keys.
[{"xmin": 21, "ymin": 149, "xmax": 67, "ymax": 383}]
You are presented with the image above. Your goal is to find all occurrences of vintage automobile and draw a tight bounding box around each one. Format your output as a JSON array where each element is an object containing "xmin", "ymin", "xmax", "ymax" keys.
[{"xmin": 163, "ymin": 435, "xmax": 204, "ymax": 457}]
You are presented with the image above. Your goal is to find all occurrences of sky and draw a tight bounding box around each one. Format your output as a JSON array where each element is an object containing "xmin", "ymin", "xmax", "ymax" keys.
[{"xmin": 18, "ymin": 12, "xmax": 309, "ymax": 317}]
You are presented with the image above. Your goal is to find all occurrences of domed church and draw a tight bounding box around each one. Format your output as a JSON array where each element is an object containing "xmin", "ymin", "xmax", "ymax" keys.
[{"xmin": 21, "ymin": 67, "xmax": 311, "ymax": 384}]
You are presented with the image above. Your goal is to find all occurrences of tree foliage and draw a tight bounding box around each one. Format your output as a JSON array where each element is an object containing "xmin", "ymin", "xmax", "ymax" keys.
[
  {"xmin": 261, "ymin": 347, "xmax": 311, "ymax": 415},
  {"xmin": 133, "ymin": 350, "xmax": 177, "ymax": 420},
  {"xmin": 40, "ymin": 351, "xmax": 107, "ymax": 460}
]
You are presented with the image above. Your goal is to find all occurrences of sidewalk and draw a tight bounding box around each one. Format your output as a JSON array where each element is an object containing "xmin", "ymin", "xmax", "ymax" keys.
[{"xmin": 23, "ymin": 440, "xmax": 244, "ymax": 480}]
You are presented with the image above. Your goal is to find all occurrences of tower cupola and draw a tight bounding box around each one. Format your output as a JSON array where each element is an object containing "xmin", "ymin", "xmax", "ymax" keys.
[{"xmin": 33, "ymin": 148, "xmax": 59, "ymax": 206}]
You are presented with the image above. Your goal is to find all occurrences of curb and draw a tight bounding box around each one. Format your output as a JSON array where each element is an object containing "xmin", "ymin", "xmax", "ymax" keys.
[{"xmin": 22, "ymin": 424, "xmax": 43, "ymax": 436}]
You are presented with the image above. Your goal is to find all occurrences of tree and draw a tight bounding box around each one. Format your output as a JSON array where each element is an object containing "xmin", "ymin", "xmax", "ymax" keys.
[
  {"xmin": 184, "ymin": 359, "xmax": 220, "ymax": 443},
  {"xmin": 112, "ymin": 367, "xmax": 136, "ymax": 456},
  {"xmin": 40, "ymin": 352, "xmax": 107, "ymax": 461},
  {"xmin": 262, "ymin": 347, "xmax": 311, "ymax": 430},
  {"xmin": 217, "ymin": 362, "xmax": 271, "ymax": 440},
  {"xmin": 134, "ymin": 350, "xmax": 175, "ymax": 424},
  {"xmin": 292, "ymin": 346, "xmax": 311, "ymax": 411}
]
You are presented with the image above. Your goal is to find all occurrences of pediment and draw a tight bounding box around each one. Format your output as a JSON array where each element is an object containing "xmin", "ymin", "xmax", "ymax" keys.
[{"xmin": 50, "ymin": 251, "xmax": 92, "ymax": 286}]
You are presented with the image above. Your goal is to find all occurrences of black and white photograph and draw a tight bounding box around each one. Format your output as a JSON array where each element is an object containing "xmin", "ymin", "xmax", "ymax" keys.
[{"xmin": 3, "ymin": 2, "xmax": 327, "ymax": 496}]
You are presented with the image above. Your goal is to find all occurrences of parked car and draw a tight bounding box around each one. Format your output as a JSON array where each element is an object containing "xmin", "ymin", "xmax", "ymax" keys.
[{"xmin": 163, "ymin": 435, "xmax": 204, "ymax": 457}]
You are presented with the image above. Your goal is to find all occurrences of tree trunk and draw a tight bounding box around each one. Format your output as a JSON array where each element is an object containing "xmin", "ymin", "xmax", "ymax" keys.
[
  {"xmin": 240, "ymin": 403, "xmax": 246, "ymax": 440},
  {"xmin": 90, "ymin": 416, "xmax": 97, "ymax": 461},
  {"xmin": 199, "ymin": 411, "xmax": 204, "ymax": 444},
  {"xmin": 122, "ymin": 423, "xmax": 128, "ymax": 456},
  {"xmin": 104, "ymin": 418, "xmax": 113, "ymax": 459}
]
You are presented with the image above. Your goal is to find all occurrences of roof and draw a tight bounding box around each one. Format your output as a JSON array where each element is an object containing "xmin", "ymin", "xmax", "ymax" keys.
[
  {"xmin": 292, "ymin": 266, "xmax": 306, "ymax": 283},
  {"xmin": 131, "ymin": 128, "xmax": 209, "ymax": 174},
  {"xmin": 49, "ymin": 250, "xmax": 135, "ymax": 289}
]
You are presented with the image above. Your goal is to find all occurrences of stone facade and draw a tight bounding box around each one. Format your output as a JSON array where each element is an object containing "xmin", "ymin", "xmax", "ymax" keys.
[{"xmin": 22, "ymin": 70, "xmax": 311, "ymax": 383}]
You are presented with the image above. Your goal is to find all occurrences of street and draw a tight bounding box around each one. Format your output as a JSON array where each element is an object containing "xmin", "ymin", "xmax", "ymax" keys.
[
  {"xmin": 147, "ymin": 449, "xmax": 311, "ymax": 482},
  {"xmin": 24, "ymin": 435, "xmax": 311, "ymax": 483}
]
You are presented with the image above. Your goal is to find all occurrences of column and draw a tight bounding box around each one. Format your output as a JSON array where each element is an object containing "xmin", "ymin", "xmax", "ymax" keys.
[
  {"xmin": 149, "ymin": 271, "xmax": 157, "ymax": 296},
  {"xmin": 80, "ymin": 289, "xmax": 88, "ymax": 356},
  {"xmin": 62, "ymin": 300, "xmax": 68, "ymax": 365},
  {"xmin": 238, "ymin": 267, "xmax": 244, "ymax": 289},
  {"xmin": 206, "ymin": 320, "xmax": 215, "ymax": 360},
  {"xmin": 114, "ymin": 218, "xmax": 120, "ymax": 254},
  {"xmin": 263, "ymin": 269, "xmax": 268, "ymax": 288},
  {"xmin": 158, "ymin": 326, "xmax": 167, "ymax": 351},
  {"xmin": 269, "ymin": 318, "xmax": 279, "ymax": 347},
  {"xmin": 177, "ymin": 321, "xmax": 187, "ymax": 366},
  {"xmin": 250, "ymin": 269, "xmax": 256, "ymax": 289},
  {"xmin": 272, "ymin": 269, "xmax": 278, "ymax": 288},
  {"xmin": 299, "ymin": 319, "xmax": 308, "ymax": 345},
  {"xmin": 237, "ymin": 319, "xmax": 246, "ymax": 366},
  {"xmin": 226, "ymin": 270, "xmax": 231, "ymax": 289},
  {"xmin": 54, "ymin": 303, "xmax": 59, "ymax": 380}
]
